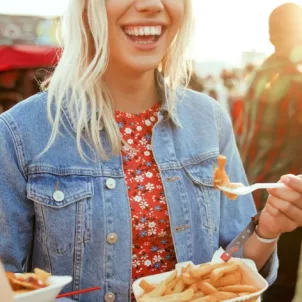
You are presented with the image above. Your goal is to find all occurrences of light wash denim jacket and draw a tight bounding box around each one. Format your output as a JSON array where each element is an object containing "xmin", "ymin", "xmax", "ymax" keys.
[{"xmin": 0, "ymin": 85, "xmax": 277, "ymax": 302}]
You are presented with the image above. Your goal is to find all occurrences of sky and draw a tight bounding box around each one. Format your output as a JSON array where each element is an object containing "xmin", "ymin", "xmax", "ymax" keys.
[{"xmin": 1, "ymin": 0, "xmax": 302, "ymax": 64}]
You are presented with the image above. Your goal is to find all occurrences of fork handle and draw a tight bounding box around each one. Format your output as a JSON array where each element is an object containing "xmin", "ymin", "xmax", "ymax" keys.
[{"xmin": 254, "ymin": 183, "xmax": 286, "ymax": 189}]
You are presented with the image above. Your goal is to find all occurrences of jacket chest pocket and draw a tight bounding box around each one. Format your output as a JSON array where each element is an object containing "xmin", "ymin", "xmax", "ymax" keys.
[
  {"xmin": 184, "ymin": 160, "xmax": 220, "ymax": 233},
  {"xmin": 27, "ymin": 174, "xmax": 94, "ymax": 255}
]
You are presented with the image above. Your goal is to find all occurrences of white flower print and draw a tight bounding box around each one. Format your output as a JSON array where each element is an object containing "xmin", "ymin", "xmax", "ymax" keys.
[
  {"xmin": 148, "ymin": 221, "xmax": 156, "ymax": 228},
  {"xmin": 144, "ymin": 260, "xmax": 152, "ymax": 267},
  {"xmin": 146, "ymin": 183, "xmax": 155, "ymax": 191},
  {"xmin": 139, "ymin": 137, "xmax": 147, "ymax": 146},
  {"xmin": 144, "ymin": 151, "xmax": 150, "ymax": 156},
  {"xmin": 148, "ymin": 228, "xmax": 157, "ymax": 236},
  {"xmin": 139, "ymin": 201, "xmax": 148, "ymax": 209},
  {"xmin": 134, "ymin": 195, "xmax": 142, "ymax": 202},
  {"xmin": 123, "ymin": 145, "xmax": 130, "ymax": 152},
  {"xmin": 146, "ymin": 172, "xmax": 153, "ymax": 178},
  {"xmin": 159, "ymin": 196, "xmax": 166, "ymax": 204},
  {"xmin": 153, "ymin": 255, "xmax": 162, "ymax": 262},
  {"xmin": 128, "ymin": 149, "xmax": 137, "ymax": 158},
  {"xmin": 150, "ymin": 117, "xmax": 156, "ymax": 122},
  {"xmin": 125, "ymin": 128, "xmax": 132, "ymax": 134},
  {"xmin": 135, "ymin": 175, "xmax": 144, "ymax": 182},
  {"xmin": 145, "ymin": 120, "xmax": 151, "ymax": 126},
  {"xmin": 127, "ymin": 139, "xmax": 133, "ymax": 145},
  {"xmin": 136, "ymin": 126, "xmax": 142, "ymax": 131},
  {"xmin": 135, "ymin": 223, "xmax": 145, "ymax": 231},
  {"xmin": 146, "ymin": 144, "xmax": 152, "ymax": 150},
  {"xmin": 133, "ymin": 259, "xmax": 140, "ymax": 268}
]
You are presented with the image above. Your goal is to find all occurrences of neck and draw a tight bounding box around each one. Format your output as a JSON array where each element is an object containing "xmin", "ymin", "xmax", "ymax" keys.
[
  {"xmin": 274, "ymin": 42, "xmax": 299, "ymax": 57},
  {"xmin": 103, "ymin": 64, "xmax": 159, "ymax": 114}
]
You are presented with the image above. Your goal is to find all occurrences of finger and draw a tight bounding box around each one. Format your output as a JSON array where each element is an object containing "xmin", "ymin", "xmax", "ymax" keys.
[
  {"xmin": 269, "ymin": 195, "xmax": 302, "ymax": 226},
  {"xmin": 280, "ymin": 174, "xmax": 302, "ymax": 194},
  {"xmin": 265, "ymin": 203, "xmax": 297, "ymax": 231},
  {"xmin": 265, "ymin": 202, "xmax": 281, "ymax": 217},
  {"xmin": 267, "ymin": 185, "xmax": 302, "ymax": 208}
]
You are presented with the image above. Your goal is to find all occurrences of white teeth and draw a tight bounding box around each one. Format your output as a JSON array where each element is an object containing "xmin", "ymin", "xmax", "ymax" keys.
[
  {"xmin": 124, "ymin": 26, "xmax": 162, "ymax": 36},
  {"xmin": 145, "ymin": 27, "xmax": 151, "ymax": 35}
]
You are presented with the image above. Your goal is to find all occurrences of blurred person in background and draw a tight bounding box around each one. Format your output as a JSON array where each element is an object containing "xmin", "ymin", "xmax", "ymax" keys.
[
  {"xmin": 0, "ymin": 71, "xmax": 23, "ymax": 112},
  {"xmin": 240, "ymin": 3, "xmax": 302, "ymax": 302},
  {"xmin": 187, "ymin": 70, "xmax": 204, "ymax": 92},
  {"xmin": 0, "ymin": 69, "xmax": 46, "ymax": 113},
  {"xmin": 232, "ymin": 65, "xmax": 256, "ymax": 143},
  {"xmin": 208, "ymin": 88, "xmax": 218, "ymax": 100}
]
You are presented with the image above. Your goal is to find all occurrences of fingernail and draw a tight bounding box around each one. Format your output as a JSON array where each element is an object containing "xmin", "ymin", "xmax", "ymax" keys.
[{"xmin": 281, "ymin": 176, "xmax": 290, "ymax": 184}]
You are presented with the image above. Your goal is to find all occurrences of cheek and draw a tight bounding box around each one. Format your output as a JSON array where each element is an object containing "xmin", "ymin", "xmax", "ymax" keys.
[
  {"xmin": 106, "ymin": 0, "xmax": 130, "ymax": 26},
  {"xmin": 165, "ymin": 1, "xmax": 185, "ymax": 34}
]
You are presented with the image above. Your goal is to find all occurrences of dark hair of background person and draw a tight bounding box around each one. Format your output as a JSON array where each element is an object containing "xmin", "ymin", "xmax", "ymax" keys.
[
  {"xmin": 269, "ymin": 2, "xmax": 302, "ymax": 54},
  {"xmin": 188, "ymin": 71, "xmax": 204, "ymax": 92}
]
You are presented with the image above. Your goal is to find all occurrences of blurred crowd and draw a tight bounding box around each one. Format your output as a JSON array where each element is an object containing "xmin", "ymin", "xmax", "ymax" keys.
[
  {"xmin": 188, "ymin": 63, "xmax": 256, "ymax": 142},
  {"xmin": 0, "ymin": 69, "xmax": 47, "ymax": 113}
]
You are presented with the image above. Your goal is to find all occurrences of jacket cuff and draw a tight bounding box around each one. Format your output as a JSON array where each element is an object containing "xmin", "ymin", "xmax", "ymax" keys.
[{"xmin": 259, "ymin": 247, "xmax": 279, "ymax": 286}]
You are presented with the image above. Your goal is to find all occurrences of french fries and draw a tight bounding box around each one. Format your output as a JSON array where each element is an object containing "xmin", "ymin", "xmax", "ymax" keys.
[
  {"xmin": 138, "ymin": 262, "xmax": 260, "ymax": 302},
  {"xmin": 139, "ymin": 280, "xmax": 156, "ymax": 293},
  {"xmin": 5, "ymin": 268, "xmax": 50, "ymax": 296}
]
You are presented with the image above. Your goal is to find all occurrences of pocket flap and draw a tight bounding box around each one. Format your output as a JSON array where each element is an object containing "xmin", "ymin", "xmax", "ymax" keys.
[
  {"xmin": 27, "ymin": 174, "xmax": 93, "ymax": 208},
  {"xmin": 183, "ymin": 160, "xmax": 215, "ymax": 187}
]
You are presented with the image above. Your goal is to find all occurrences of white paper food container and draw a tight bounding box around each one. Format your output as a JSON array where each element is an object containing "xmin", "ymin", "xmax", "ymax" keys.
[
  {"xmin": 133, "ymin": 258, "xmax": 268, "ymax": 302},
  {"xmin": 13, "ymin": 275, "xmax": 72, "ymax": 302}
]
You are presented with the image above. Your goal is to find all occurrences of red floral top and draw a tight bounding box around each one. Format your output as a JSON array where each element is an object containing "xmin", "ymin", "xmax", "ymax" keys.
[{"xmin": 115, "ymin": 104, "xmax": 177, "ymax": 282}]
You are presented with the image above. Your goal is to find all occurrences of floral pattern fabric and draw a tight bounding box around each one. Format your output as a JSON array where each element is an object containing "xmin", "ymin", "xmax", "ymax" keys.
[{"xmin": 115, "ymin": 104, "xmax": 177, "ymax": 282}]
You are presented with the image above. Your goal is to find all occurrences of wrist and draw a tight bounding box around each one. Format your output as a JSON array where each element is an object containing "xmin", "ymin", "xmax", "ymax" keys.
[{"xmin": 256, "ymin": 225, "xmax": 280, "ymax": 240}]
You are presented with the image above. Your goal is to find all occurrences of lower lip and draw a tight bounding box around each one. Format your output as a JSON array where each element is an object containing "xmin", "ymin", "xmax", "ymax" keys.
[{"xmin": 123, "ymin": 31, "xmax": 164, "ymax": 51}]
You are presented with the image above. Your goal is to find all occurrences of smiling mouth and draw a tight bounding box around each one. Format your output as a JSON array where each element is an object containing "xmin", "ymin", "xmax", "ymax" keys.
[{"xmin": 123, "ymin": 25, "xmax": 164, "ymax": 45}]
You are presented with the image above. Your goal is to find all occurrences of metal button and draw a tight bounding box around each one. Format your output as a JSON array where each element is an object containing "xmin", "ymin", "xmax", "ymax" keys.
[
  {"xmin": 104, "ymin": 292, "xmax": 115, "ymax": 302},
  {"xmin": 106, "ymin": 178, "xmax": 116, "ymax": 190},
  {"xmin": 53, "ymin": 190, "xmax": 65, "ymax": 202},
  {"xmin": 107, "ymin": 233, "xmax": 118, "ymax": 244}
]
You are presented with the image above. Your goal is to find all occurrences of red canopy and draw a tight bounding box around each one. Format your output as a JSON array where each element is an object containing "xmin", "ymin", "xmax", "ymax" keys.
[{"xmin": 0, "ymin": 45, "xmax": 60, "ymax": 72}]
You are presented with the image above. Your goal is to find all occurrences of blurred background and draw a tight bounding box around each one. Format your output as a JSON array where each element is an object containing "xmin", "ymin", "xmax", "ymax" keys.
[{"xmin": 0, "ymin": 1, "xmax": 302, "ymax": 301}]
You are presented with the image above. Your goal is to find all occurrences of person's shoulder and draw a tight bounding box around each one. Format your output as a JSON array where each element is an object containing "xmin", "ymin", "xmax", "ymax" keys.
[
  {"xmin": 176, "ymin": 87, "xmax": 232, "ymax": 130},
  {"xmin": 0, "ymin": 92, "xmax": 48, "ymax": 126},
  {"xmin": 177, "ymin": 87, "xmax": 223, "ymax": 117}
]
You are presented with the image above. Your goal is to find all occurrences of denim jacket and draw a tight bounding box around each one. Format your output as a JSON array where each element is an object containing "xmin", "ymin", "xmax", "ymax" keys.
[{"xmin": 0, "ymin": 86, "xmax": 277, "ymax": 302}]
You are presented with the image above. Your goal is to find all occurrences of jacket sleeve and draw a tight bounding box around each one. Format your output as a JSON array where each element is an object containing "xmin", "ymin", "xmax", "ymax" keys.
[
  {"xmin": 0, "ymin": 116, "xmax": 34, "ymax": 272},
  {"xmin": 217, "ymin": 106, "xmax": 278, "ymax": 285}
]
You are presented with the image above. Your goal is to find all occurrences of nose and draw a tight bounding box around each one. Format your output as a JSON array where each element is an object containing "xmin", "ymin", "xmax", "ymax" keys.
[{"xmin": 135, "ymin": 0, "xmax": 164, "ymax": 14}]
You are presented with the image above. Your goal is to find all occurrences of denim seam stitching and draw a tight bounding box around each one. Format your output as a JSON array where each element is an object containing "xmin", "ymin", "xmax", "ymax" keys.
[{"xmin": 0, "ymin": 116, "xmax": 27, "ymax": 178}]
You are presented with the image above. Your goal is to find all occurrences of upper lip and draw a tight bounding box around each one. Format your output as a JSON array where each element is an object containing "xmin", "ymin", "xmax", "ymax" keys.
[{"xmin": 121, "ymin": 20, "xmax": 168, "ymax": 28}]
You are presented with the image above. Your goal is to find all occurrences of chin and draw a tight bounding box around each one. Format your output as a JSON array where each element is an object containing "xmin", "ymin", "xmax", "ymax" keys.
[{"xmin": 126, "ymin": 57, "xmax": 162, "ymax": 73}]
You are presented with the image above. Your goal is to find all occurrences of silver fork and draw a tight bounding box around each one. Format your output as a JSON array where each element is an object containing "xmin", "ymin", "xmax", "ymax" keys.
[{"xmin": 217, "ymin": 183, "xmax": 286, "ymax": 196}]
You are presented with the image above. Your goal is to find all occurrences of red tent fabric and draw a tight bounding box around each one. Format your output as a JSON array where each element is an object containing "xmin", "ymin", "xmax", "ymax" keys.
[{"xmin": 0, "ymin": 45, "xmax": 60, "ymax": 72}]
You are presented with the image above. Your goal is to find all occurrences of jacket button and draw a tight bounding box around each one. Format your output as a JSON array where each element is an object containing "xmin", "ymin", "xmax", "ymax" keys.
[
  {"xmin": 106, "ymin": 178, "xmax": 116, "ymax": 189},
  {"xmin": 104, "ymin": 292, "xmax": 115, "ymax": 302},
  {"xmin": 53, "ymin": 190, "xmax": 65, "ymax": 202},
  {"xmin": 107, "ymin": 233, "xmax": 118, "ymax": 244}
]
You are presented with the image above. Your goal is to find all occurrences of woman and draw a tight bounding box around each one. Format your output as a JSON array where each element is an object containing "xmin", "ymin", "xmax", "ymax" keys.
[{"xmin": 0, "ymin": 1, "xmax": 302, "ymax": 301}]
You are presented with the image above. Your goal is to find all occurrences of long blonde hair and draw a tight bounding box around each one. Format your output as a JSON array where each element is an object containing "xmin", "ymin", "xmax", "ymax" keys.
[{"xmin": 44, "ymin": 0, "xmax": 195, "ymax": 159}]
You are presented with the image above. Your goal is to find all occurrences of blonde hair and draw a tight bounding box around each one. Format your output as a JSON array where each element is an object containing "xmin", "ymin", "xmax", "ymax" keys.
[{"xmin": 44, "ymin": 0, "xmax": 195, "ymax": 159}]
